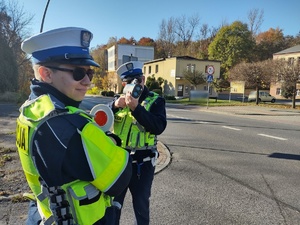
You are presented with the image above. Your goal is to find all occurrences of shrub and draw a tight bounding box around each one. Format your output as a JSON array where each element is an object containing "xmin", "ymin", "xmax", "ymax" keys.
[
  {"xmin": 101, "ymin": 91, "xmax": 107, "ymax": 96},
  {"xmin": 87, "ymin": 87, "xmax": 100, "ymax": 95},
  {"xmin": 152, "ymin": 89, "xmax": 162, "ymax": 96},
  {"xmin": 100, "ymin": 91, "xmax": 115, "ymax": 97},
  {"xmin": 107, "ymin": 91, "xmax": 115, "ymax": 97},
  {"xmin": 0, "ymin": 91, "xmax": 19, "ymax": 103},
  {"xmin": 164, "ymin": 95, "xmax": 176, "ymax": 100}
]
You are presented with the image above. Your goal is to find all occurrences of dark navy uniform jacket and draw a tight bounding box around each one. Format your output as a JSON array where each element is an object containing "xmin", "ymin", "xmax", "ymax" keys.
[
  {"xmin": 28, "ymin": 79, "xmax": 131, "ymax": 196},
  {"xmin": 109, "ymin": 86, "xmax": 167, "ymax": 137}
]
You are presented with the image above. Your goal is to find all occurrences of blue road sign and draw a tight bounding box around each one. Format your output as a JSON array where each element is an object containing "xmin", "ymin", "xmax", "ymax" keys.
[{"xmin": 207, "ymin": 74, "xmax": 213, "ymax": 83}]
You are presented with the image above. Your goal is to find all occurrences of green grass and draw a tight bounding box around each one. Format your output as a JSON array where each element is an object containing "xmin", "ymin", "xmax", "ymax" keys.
[
  {"xmin": 166, "ymin": 98, "xmax": 248, "ymax": 106},
  {"xmin": 166, "ymin": 98, "xmax": 300, "ymax": 110}
]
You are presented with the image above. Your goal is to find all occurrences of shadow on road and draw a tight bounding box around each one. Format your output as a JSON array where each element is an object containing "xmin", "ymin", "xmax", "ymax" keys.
[{"xmin": 268, "ymin": 152, "xmax": 300, "ymax": 161}]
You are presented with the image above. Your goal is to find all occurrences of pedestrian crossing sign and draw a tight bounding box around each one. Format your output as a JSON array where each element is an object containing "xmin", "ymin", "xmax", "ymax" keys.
[{"xmin": 207, "ymin": 74, "xmax": 213, "ymax": 83}]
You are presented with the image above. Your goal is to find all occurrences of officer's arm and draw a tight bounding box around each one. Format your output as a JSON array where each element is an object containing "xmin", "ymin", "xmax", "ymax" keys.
[
  {"xmin": 33, "ymin": 115, "xmax": 132, "ymax": 196},
  {"xmin": 108, "ymin": 95, "xmax": 126, "ymax": 113},
  {"xmin": 131, "ymin": 97, "xmax": 167, "ymax": 135}
]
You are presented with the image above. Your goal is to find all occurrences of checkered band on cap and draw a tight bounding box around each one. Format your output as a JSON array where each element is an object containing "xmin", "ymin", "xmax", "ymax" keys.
[
  {"xmin": 21, "ymin": 27, "xmax": 99, "ymax": 67},
  {"xmin": 117, "ymin": 61, "xmax": 144, "ymax": 79}
]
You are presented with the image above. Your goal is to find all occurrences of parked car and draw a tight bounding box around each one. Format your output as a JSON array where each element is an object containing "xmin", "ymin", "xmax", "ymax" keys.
[{"xmin": 248, "ymin": 91, "xmax": 276, "ymax": 103}]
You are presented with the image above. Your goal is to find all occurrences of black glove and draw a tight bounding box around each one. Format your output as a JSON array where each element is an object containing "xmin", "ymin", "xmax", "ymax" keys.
[{"xmin": 105, "ymin": 131, "xmax": 122, "ymax": 146}]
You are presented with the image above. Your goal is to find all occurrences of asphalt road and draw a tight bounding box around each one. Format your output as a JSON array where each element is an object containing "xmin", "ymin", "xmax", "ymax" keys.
[
  {"xmin": 147, "ymin": 105, "xmax": 300, "ymax": 225},
  {"xmin": 2, "ymin": 99, "xmax": 300, "ymax": 225},
  {"xmin": 81, "ymin": 97, "xmax": 300, "ymax": 225}
]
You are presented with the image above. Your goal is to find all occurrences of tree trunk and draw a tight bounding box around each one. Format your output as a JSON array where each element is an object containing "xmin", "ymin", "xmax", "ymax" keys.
[
  {"xmin": 292, "ymin": 88, "xmax": 296, "ymax": 109},
  {"xmin": 255, "ymin": 85, "xmax": 259, "ymax": 105}
]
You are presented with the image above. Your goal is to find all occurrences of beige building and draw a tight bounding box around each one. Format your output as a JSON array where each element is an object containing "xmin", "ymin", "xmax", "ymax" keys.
[
  {"xmin": 143, "ymin": 56, "xmax": 221, "ymax": 98},
  {"xmin": 271, "ymin": 45, "xmax": 300, "ymax": 99},
  {"xmin": 106, "ymin": 44, "xmax": 154, "ymax": 93}
]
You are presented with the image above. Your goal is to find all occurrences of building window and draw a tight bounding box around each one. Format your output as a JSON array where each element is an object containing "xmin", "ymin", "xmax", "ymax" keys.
[
  {"xmin": 148, "ymin": 66, "xmax": 151, "ymax": 74},
  {"xmin": 155, "ymin": 65, "xmax": 159, "ymax": 73},
  {"xmin": 191, "ymin": 64, "xmax": 195, "ymax": 73},
  {"xmin": 205, "ymin": 65, "xmax": 208, "ymax": 73},
  {"xmin": 288, "ymin": 57, "xmax": 294, "ymax": 65},
  {"xmin": 204, "ymin": 86, "xmax": 212, "ymax": 94},
  {"xmin": 185, "ymin": 86, "xmax": 189, "ymax": 95},
  {"xmin": 143, "ymin": 67, "xmax": 146, "ymax": 74},
  {"xmin": 276, "ymin": 88, "xmax": 281, "ymax": 95},
  {"xmin": 297, "ymin": 89, "xmax": 300, "ymax": 96},
  {"xmin": 186, "ymin": 64, "xmax": 195, "ymax": 73},
  {"xmin": 186, "ymin": 64, "xmax": 190, "ymax": 71}
]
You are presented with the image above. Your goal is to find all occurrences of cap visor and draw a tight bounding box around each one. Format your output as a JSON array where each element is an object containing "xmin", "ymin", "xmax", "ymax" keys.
[{"xmin": 56, "ymin": 58, "xmax": 100, "ymax": 67}]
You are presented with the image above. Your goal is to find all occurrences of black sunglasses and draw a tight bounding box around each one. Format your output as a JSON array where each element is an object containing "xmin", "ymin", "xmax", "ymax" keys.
[
  {"xmin": 123, "ymin": 77, "xmax": 142, "ymax": 84},
  {"xmin": 46, "ymin": 66, "xmax": 94, "ymax": 81}
]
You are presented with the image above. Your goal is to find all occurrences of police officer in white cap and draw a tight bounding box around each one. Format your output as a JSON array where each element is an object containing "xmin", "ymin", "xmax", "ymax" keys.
[
  {"xmin": 105, "ymin": 61, "xmax": 167, "ymax": 225},
  {"xmin": 16, "ymin": 27, "xmax": 132, "ymax": 225}
]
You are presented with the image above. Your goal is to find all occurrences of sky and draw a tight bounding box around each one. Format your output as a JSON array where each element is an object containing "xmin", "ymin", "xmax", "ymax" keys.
[{"xmin": 17, "ymin": 0, "xmax": 300, "ymax": 48}]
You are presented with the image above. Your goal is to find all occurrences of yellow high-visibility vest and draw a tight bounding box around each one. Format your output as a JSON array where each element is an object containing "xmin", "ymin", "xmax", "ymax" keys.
[
  {"xmin": 113, "ymin": 92, "xmax": 159, "ymax": 150},
  {"xmin": 16, "ymin": 94, "xmax": 130, "ymax": 225}
]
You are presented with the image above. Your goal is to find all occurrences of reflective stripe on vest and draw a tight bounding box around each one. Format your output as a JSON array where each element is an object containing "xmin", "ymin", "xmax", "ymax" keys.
[
  {"xmin": 16, "ymin": 94, "xmax": 129, "ymax": 224},
  {"xmin": 113, "ymin": 92, "xmax": 158, "ymax": 150}
]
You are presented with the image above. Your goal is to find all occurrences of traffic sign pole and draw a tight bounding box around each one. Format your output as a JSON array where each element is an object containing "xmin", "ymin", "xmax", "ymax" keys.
[
  {"xmin": 207, "ymin": 83, "xmax": 210, "ymax": 109},
  {"xmin": 206, "ymin": 65, "xmax": 214, "ymax": 109}
]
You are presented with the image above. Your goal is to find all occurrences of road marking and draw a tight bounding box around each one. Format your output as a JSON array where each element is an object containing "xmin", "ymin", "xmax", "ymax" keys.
[
  {"xmin": 167, "ymin": 114, "xmax": 188, "ymax": 120},
  {"xmin": 222, "ymin": 126, "xmax": 241, "ymax": 131},
  {"xmin": 258, "ymin": 133, "xmax": 287, "ymax": 140},
  {"xmin": 167, "ymin": 114, "xmax": 209, "ymax": 124}
]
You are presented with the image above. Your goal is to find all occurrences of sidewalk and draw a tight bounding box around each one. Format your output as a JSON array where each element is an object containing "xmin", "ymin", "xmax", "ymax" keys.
[
  {"xmin": 201, "ymin": 105, "xmax": 300, "ymax": 126},
  {"xmin": 155, "ymin": 141, "xmax": 171, "ymax": 173},
  {"xmin": 203, "ymin": 105, "xmax": 300, "ymax": 116}
]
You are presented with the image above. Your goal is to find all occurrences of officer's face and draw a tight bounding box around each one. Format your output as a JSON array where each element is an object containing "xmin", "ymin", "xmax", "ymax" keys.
[
  {"xmin": 42, "ymin": 64, "xmax": 92, "ymax": 101},
  {"xmin": 122, "ymin": 76, "xmax": 145, "ymax": 87}
]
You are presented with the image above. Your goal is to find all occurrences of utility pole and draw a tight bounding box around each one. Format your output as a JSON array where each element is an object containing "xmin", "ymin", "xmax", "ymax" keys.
[{"xmin": 40, "ymin": 0, "xmax": 51, "ymax": 33}]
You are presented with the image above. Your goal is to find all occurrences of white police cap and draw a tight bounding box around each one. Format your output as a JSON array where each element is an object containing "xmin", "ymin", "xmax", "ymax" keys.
[
  {"xmin": 21, "ymin": 27, "xmax": 99, "ymax": 67},
  {"xmin": 117, "ymin": 61, "xmax": 144, "ymax": 80}
]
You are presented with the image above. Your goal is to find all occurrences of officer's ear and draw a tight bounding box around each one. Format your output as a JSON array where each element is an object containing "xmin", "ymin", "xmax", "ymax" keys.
[
  {"xmin": 141, "ymin": 76, "xmax": 145, "ymax": 84},
  {"xmin": 38, "ymin": 66, "xmax": 53, "ymax": 83}
]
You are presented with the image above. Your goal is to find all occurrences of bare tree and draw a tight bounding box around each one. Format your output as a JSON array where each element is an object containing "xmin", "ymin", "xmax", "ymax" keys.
[
  {"xmin": 157, "ymin": 14, "xmax": 201, "ymax": 57},
  {"xmin": 229, "ymin": 60, "xmax": 273, "ymax": 104},
  {"xmin": 183, "ymin": 69, "xmax": 205, "ymax": 90},
  {"xmin": 5, "ymin": 1, "xmax": 33, "ymax": 55},
  {"xmin": 175, "ymin": 14, "xmax": 200, "ymax": 49},
  {"xmin": 156, "ymin": 17, "xmax": 176, "ymax": 58},
  {"xmin": 0, "ymin": 0, "xmax": 33, "ymax": 94},
  {"xmin": 247, "ymin": 8, "xmax": 264, "ymax": 37},
  {"xmin": 106, "ymin": 36, "xmax": 117, "ymax": 48},
  {"xmin": 196, "ymin": 24, "xmax": 219, "ymax": 59},
  {"xmin": 272, "ymin": 59, "xmax": 300, "ymax": 108}
]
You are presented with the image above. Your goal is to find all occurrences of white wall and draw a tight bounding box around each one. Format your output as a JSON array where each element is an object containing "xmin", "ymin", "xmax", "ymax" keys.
[{"xmin": 107, "ymin": 44, "xmax": 154, "ymax": 72}]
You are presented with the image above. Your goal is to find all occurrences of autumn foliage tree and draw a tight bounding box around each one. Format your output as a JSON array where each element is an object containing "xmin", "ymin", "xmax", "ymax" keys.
[
  {"xmin": 138, "ymin": 37, "xmax": 155, "ymax": 46},
  {"xmin": 208, "ymin": 21, "xmax": 256, "ymax": 78},
  {"xmin": 272, "ymin": 59, "xmax": 300, "ymax": 108},
  {"xmin": 254, "ymin": 28, "xmax": 286, "ymax": 61},
  {"xmin": 229, "ymin": 60, "xmax": 273, "ymax": 104}
]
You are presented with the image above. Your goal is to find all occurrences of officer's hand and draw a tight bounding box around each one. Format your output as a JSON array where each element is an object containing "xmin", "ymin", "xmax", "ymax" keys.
[
  {"xmin": 114, "ymin": 95, "xmax": 126, "ymax": 109},
  {"xmin": 125, "ymin": 92, "xmax": 138, "ymax": 111},
  {"xmin": 105, "ymin": 131, "xmax": 122, "ymax": 146}
]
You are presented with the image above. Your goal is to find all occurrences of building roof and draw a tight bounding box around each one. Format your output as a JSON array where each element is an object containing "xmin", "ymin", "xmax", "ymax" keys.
[
  {"xmin": 144, "ymin": 55, "xmax": 221, "ymax": 64},
  {"xmin": 273, "ymin": 45, "xmax": 300, "ymax": 55}
]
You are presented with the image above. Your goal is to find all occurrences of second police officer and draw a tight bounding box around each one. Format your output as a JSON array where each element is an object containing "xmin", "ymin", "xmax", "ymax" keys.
[{"xmin": 105, "ymin": 61, "xmax": 167, "ymax": 225}]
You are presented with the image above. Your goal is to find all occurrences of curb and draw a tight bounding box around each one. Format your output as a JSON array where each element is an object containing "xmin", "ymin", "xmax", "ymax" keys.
[{"xmin": 155, "ymin": 141, "xmax": 171, "ymax": 174}]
